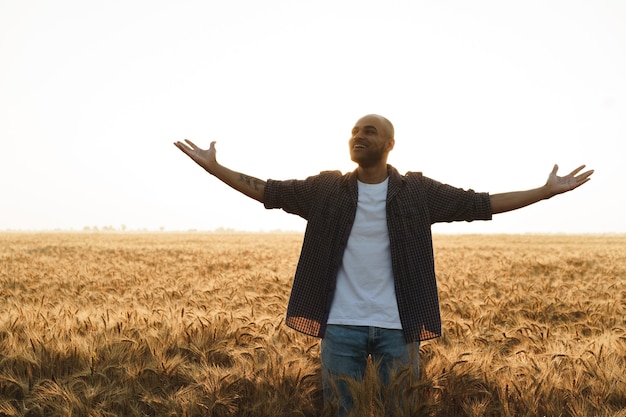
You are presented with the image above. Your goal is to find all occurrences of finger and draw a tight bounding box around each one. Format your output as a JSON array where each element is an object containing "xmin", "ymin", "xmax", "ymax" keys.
[
  {"xmin": 173, "ymin": 141, "xmax": 189, "ymax": 151},
  {"xmin": 174, "ymin": 143, "xmax": 194, "ymax": 158},
  {"xmin": 572, "ymin": 177, "xmax": 592, "ymax": 189},
  {"xmin": 182, "ymin": 139, "xmax": 196, "ymax": 149},
  {"xmin": 209, "ymin": 141, "xmax": 217, "ymax": 150},
  {"xmin": 577, "ymin": 169, "xmax": 594, "ymax": 180},
  {"xmin": 550, "ymin": 164, "xmax": 559, "ymax": 176},
  {"xmin": 567, "ymin": 164, "xmax": 587, "ymax": 177}
]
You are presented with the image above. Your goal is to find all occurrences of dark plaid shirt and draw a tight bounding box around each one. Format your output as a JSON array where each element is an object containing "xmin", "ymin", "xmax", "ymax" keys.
[{"xmin": 264, "ymin": 165, "xmax": 492, "ymax": 343}]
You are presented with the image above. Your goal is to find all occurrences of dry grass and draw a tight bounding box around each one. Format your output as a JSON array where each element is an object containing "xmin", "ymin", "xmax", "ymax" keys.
[{"xmin": 0, "ymin": 232, "xmax": 624, "ymax": 416}]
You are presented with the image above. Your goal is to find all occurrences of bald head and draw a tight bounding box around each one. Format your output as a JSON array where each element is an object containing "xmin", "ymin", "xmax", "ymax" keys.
[{"xmin": 358, "ymin": 114, "xmax": 394, "ymax": 140}]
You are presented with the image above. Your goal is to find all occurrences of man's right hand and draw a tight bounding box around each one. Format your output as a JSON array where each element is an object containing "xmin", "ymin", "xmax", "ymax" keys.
[{"xmin": 174, "ymin": 139, "xmax": 218, "ymax": 174}]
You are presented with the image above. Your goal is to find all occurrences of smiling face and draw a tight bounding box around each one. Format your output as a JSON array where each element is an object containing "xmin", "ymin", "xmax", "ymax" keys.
[{"xmin": 349, "ymin": 114, "xmax": 395, "ymax": 168}]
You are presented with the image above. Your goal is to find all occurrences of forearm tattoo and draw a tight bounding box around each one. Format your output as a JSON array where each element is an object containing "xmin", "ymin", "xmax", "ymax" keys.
[{"xmin": 239, "ymin": 174, "xmax": 263, "ymax": 191}]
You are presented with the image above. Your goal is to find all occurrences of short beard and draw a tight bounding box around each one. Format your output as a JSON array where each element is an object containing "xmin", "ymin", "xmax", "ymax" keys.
[{"xmin": 351, "ymin": 148, "xmax": 386, "ymax": 168}]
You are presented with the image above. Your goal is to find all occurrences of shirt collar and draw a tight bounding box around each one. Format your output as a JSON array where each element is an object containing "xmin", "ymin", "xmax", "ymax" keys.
[{"xmin": 344, "ymin": 165, "xmax": 405, "ymax": 200}]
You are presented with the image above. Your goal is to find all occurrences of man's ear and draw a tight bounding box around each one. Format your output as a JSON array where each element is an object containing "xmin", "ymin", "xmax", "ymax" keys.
[{"xmin": 386, "ymin": 138, "xmax": 395, "ymax": 152}]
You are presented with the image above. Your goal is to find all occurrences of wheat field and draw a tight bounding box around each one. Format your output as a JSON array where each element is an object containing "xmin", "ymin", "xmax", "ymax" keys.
[{"xmin": 0, "ymin": 232, "xmax": 624, "ymax": 417}]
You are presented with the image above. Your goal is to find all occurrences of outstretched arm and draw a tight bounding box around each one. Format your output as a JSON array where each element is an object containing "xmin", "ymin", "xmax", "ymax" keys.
[
  {"xmin": 490, "ymin": 164, "xmax": 594, "ymax": 214},
  {"xmin": 173, "ymin": 140, "xmax": 265, "ymax": 203}
]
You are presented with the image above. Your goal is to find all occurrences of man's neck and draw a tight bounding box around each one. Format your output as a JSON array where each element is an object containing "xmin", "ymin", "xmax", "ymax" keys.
[{"xmin": 356, "ymin": 164, "xmax": 389, "ymax": 184}]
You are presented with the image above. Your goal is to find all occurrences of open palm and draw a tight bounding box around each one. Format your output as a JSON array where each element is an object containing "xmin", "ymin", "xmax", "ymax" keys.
[
  {"xmin": 174, "ymin": 140, "xmax": 217, "ymax": 173},
  {"xmin": 546, "ymin": 164, "xmax": 594, "ymax": 196}
]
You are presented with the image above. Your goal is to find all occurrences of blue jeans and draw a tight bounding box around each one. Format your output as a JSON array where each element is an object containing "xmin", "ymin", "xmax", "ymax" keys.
[{"xmin": 321, "ymin": 325, "xmax": 419, "ymax": 416}]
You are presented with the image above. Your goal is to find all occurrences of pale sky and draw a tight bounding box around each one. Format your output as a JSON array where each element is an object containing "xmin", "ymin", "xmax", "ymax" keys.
[{"xmin": 1, "ymin": 0, "xmax": 624, "ymax": 234}]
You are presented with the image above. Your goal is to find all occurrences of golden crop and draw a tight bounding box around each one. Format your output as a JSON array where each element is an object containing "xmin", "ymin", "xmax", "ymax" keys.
[{"xmin": 0, "ymin": 233, "xmax": 624, "ymax": 416}]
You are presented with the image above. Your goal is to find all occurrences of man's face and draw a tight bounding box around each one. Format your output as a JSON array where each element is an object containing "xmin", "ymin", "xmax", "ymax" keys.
[{"xmin": 349, "ymin": 115, "xmax": 393, "ymax": 168}]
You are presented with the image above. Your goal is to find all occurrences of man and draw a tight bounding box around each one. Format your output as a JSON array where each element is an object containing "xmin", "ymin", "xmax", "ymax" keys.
[{"xmin": 174, "ymin": 114, "xmax": 593, "ymax": 415}]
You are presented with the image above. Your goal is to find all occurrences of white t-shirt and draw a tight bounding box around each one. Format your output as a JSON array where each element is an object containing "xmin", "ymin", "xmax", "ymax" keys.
[{"xmin": 327, "ymin": 178, "xmax": 402, "ymax": 329}]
